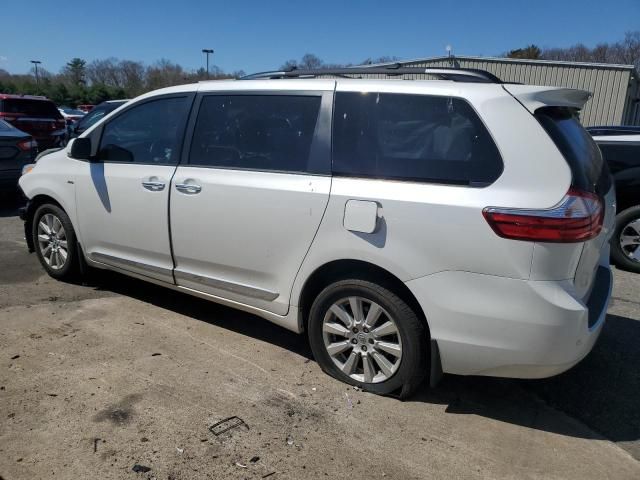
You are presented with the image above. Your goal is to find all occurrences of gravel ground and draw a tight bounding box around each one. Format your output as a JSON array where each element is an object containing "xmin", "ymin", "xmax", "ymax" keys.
[{"xmin": 1, "ymin": 193, "xmax": 639, "ymax": 479}]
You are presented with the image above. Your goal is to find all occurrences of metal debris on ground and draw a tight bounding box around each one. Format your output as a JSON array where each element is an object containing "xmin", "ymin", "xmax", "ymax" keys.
[
  {"xmin": 262, "ymin": 472, "xmax": 276, "ymax": 478},
  {"xmin": 176, "ymin": 447, "xmax": 184, "ymax": 454},
  {"xmin": 286, "ymin": 435, "xmax": 294, "ymax": 446},
  {"xmin": 235, "ymin": 462, "xmax": 247, "ymax": 468},
  {"xmin": 132, "ymin": 464, "xmax": 151, "ymax": 473},
  {"xmin": 250, "ymin": 456, "xmax": 260, "ymax": 463},
  {"xmin": 93, "ymin": 438, "xmax": 101, "ymax": 453},
  {"xmin": 10, "ymin": 355, "xmax": 19, "ymax": 360},
  {"xmin": 151, "ymin": 353, "xmax": 162, "ymax": 356},
  {"xmin": 209, "ymin": 416, "xmax": 249, "ymax": 436}
]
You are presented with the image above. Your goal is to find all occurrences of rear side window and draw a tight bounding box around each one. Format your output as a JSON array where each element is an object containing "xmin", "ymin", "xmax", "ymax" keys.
[
  {"xmin": 535, "ymin": 107, "xmax": 609, "ymax": 194},
  {"xmin": 0, "ymin": 99, "xmax": 61, "ymax": 118},
  {"xmin": 332, "ymin": 92, "xmax": 503, "ymax": 186},
  {"xmin": 189, "ymin": 95, "xmax": 322, "ymax": 173}
]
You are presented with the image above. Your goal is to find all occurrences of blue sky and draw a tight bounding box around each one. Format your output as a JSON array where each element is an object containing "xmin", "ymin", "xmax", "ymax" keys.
[{"xmin": 2, "ymin": 0, "xmax": 639, "ymax": 75}]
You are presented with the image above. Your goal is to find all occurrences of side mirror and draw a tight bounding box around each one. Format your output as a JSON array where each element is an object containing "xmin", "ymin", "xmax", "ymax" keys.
[{"xmin": 68, "ymin": 137, "xmax": 92, "ymax": 160}]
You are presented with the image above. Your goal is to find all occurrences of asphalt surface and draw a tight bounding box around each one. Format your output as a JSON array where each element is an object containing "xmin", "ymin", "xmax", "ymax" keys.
[{"xmin": 1, "ymin": 192, "xmax": 639, "ymax": 479}]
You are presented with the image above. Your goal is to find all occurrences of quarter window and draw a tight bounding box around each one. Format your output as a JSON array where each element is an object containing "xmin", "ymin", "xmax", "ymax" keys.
[
  {"xmin": 98, "ymin": 96, "xmax": 190, "ymax": 164},
  {"xmin": 189, "ymin": 95, "xmax": 322, "ymax": 173},
  {"xmin": 332, "ymin": 92, "xmax": 503, "ymax": 186}
]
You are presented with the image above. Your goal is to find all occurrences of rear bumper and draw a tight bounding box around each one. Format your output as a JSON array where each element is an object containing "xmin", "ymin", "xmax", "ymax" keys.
[{"xmin": 406, "ymin": 266, "xmax": 612, "ymax": 379}]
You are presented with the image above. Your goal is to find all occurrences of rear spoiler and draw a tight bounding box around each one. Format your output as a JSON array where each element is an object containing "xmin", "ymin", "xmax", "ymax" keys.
[{"xmin": 502, "ymin": 85, "xmax": 592, "ymax": 114}]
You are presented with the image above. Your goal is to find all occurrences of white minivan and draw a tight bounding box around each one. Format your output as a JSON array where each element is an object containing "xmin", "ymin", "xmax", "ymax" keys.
[{"xmin": 19, "ymin": 67, "xmax": 615, "ymax": 397}]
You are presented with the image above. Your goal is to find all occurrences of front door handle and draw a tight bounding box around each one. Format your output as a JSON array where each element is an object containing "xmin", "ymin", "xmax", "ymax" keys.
[
  {"xmin": 175, "ymin": 183, "xmax": 202, "ymax": 194},
  {"xmin": 142, "ymin": 181, "xmax": 165, "ymax": 191}
]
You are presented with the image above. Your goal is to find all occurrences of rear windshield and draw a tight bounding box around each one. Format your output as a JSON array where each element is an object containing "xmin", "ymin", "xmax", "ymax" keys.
[
  {"xmin": 0, "ymin": 99, "xmax": 62, "ymax": 118},
  {"xmin": 535, "ymin": 107, "xmax": 609, "ymax": 194}
]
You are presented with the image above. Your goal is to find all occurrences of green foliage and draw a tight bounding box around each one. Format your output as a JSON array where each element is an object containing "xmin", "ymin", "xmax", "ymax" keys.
[{"xmin": 507, "ymin": 45, "xmax": 542, "ymax": 59}]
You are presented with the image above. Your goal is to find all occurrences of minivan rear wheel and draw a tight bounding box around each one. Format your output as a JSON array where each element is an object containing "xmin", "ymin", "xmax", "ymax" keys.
[
  {"xmin": 308, "ymin": 279, "xmax": 427, "ymax": 398},
  {"xmin": 611, "ymin": 206, "xmax": 640, "ymax": 273}
]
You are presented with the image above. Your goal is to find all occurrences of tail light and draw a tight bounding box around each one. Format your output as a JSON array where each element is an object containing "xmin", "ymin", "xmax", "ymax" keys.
[
  {"xmin": 483, "ymin": 188, "xmax": 603, "ymax": 243},
  {"xmin": 17, "ymin": 139, "xmax": 38, "ymax": 151}
]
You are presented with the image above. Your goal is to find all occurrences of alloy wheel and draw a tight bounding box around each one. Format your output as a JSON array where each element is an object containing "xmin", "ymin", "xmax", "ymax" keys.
[
  {"xmin": 619, "ymin": 218, "xmax": 640, "ymax": 263},
  {"xmin": 37, "ymin": 213, "xmax": 69, "ymax": 270},
  {"xmin": 322, "ymin": 296, "xmax": 402, "ymax": 384}
]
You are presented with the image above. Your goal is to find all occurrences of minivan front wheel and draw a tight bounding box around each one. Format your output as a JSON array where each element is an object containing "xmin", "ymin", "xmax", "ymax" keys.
[
  {"xmin": 308, "ymin": 279, "xmax": 427, "ymax": 398},
  {"xmin": 32, "ymin": 204, "xmax": 79, "ymax": 280}
]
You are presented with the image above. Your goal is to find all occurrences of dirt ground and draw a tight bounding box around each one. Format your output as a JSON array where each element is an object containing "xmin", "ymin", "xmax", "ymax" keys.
[{"xmin": 1, "ymin": 194, "xmax": 639, "ymax": 479}]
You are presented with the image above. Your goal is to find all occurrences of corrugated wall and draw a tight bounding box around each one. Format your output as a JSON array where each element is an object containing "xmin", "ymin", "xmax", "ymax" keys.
[
  {"xmin": 358, "ymin": 57, "xmax": 638, "ymax": 126},
  {"xmin": 397, "ymin": 57, "xmax": 634, "ymax": 126}
]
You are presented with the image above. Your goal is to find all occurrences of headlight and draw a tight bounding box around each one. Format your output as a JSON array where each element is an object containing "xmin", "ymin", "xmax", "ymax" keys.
[{"xmin": 21, "ymin": 164, "xmax": 36, "ymax": 175}]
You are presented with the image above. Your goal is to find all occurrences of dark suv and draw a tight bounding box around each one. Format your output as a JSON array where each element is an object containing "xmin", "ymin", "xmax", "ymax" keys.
[
  {"xmin": 589, "ymin": 126, "xmax": 640, "ymax": 273},
  {"xmin": 0, "ymin": 94, "xmax": 66, "ymax": 151}
]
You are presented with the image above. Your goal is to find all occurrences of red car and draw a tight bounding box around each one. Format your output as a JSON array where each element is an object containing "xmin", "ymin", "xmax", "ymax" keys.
[
  {"xmin": 77, "ymin": 104, "xmax": 95, "ymax": 113},
  {"xmin": 0, "ymin": 94, "xmax": 66, "ymax": 151}
]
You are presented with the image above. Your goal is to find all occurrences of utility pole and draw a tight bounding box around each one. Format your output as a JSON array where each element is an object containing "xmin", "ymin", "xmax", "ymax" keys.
[
  {"xmin": 30, "ymin": 60, "xmax": 42, "ymax": 86},
  {"xmin": 202, "ymin": 49, "xmax": 214, "ymax": 79}
]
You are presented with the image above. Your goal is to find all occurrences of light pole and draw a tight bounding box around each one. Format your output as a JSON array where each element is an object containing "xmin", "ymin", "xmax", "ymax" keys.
[
  {"xmin": 30, "ymin": 60, "xmax": 42, "ymax": 86},
  {"xmin": 202, "ymin": 49, "xmax": 214, "ymax": 79}
]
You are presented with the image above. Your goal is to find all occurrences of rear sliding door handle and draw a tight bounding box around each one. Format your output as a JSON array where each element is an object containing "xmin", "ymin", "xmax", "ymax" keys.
[
  {"xmin": 142, "ymin": 181, "xmax": 165, "ymax": 191},
  {"xmin": 175, "ymin": 183, "xmax": 202, "ymax": 194}
]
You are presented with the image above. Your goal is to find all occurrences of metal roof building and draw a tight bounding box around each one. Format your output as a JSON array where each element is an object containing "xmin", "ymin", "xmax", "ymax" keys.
[{"xmin": 372, "ymin": 56, "xmax": 640, "ymax": 126}]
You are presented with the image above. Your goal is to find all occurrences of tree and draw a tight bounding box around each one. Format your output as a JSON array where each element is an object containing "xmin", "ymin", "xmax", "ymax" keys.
[
  {"xmin": 507, "ymin": 45, "xmax": 542, "ymax": 60},
  {"xmin": 279, "ymin": 54, "xmax": 325, "ymax": 70},
  {"xmin": 359, "ymin": 56, "xmax": 399, "ymax": 65},
  {"xmin": 538, "ymin": 31, "xmax": 640, "ymax": 70},
  {"xmin": 280, "ymin": 59, "xmax": 298, "ymax": 70},
  {"xmin": 145, "ymin": 59, "xmax": 185, "ymax": 90},
  {"xmin": 299, "ymin": 54, "xmax": 323, "ymax": 70},
  {"xmin": 63, "ymin": 58, "xmax": 87, "ymax": 86}
]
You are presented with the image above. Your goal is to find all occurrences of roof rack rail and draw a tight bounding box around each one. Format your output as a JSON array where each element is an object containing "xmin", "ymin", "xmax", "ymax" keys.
[{"xmin": 239, "ymin": 66, "xmax": 504, "ymax": 83}]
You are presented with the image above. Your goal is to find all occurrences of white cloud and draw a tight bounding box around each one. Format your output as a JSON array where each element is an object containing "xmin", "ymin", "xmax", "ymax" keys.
[{"xmin": 0, "ymin": 56, "xmax": 7, "ymax": 63}]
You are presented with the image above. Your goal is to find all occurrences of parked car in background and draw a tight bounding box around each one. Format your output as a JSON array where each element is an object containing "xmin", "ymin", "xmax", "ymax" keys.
[
  {"xmin": 69, "ymin": 100, "xmax": 128, "ymax": 139},
  {"xmin": 77, "ymin": 104, "xmax": 95, "ymax": 113},
  {"xmin": 0, "ymin": 94, "xmax": 66, "ymax": 151},
  {"xmin": 58, "ymin": 107, "xmax": 86, "ymax": 125},
  {"xmin": 19, "ymin": 69, "xmax": 615, "ymax": 397},
  {"xmin": 0, "ymin": 119, "xmax": 36, "ymax": 191},
  {"xmin": 589, "ymin": 126, "xmax": 640, "ymax": 273}
]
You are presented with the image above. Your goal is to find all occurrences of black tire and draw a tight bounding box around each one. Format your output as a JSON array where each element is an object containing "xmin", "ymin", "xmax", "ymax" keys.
[
  {"xmin": 308, "ymin": 279, "xmax": 428, "ymax": 399},
  {"xmin": 32, "ymin": 203, "xmax": 80, "ymax": 280},
  {"xmin": 611, "ymin": 205, "xmax": 640, "ymax": 274}
]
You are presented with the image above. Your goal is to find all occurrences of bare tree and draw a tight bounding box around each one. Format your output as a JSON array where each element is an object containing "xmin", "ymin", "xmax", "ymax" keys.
[
  {"xmin": 280, "ymin": 59, "xmax": 298, "ymax": 70},
  {"xmin": 298, "ymin": 54, "xmax": 323, "ymax": 70},
  {"xmin": 539, "ymin": 31, "xmax": 640, "ymax": 69},
  {"xmin": 145, "ymin": 59, "xmax": 185, "ymax": 90}
]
